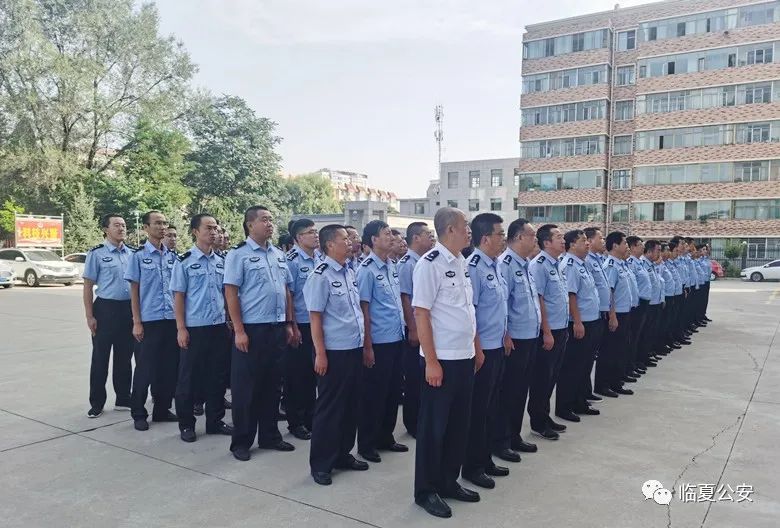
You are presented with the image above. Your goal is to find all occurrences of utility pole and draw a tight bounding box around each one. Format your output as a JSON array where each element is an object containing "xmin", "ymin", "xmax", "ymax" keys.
[{"xmin": 434, "ymin": 105, "xmax": 444, "ymax": 176}]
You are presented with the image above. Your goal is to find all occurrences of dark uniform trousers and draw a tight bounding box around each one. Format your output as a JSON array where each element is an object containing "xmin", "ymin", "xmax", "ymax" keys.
[
  {"xmin": 628, "ymin": 300, "xmax": 649, "ymax": 372},
  {"xmin": 174, "ymin": 325, "xmax": 227, "ymax": 431},
  {"xmin": 491, "ymin": 338, "xmax": 537, "ymax": 451},
  {"xmin": 640, "ymin": 304, "xmax": 661, "ymax": 360},
  {"xmin": 583, "ymin": 315, "xmax": 607, "ymax": 403},
  {"xmin": 310, "ymin": 347, "xmax": 362, "ymax": 474},
  {"xmin": 402, "ymin": 330, "xmax": 421, "ymax": 437},
  {"xmin": 130, "ymin": 319, "xmax": 179, "ymax": 421},
  {"xmin": 528, "ymin": 328, "xmax": 568, "ymax": 432},
  {"xmin": 702, "ymin": 281, "xmax": 711, "ymax": 320},
  {"xmin": 595, "ymin": 312, "xmax": 631, "ymax": 391},
  {"xmin": 672, "ymin": 294, "xmax": 685, "ymax": 341},
  {"xmin": 661, "ymin": 297, "xmax": 675, "ymax": 348},
  {"xmin": 414, "ymin": 357, "xmax": 474, "ymax": 500},
  {"xmin": 284, "ymin": 323, "xmax": 316, "ymax": 431},
  {"xmin": 463, "ymin": 348, "xmax": 503, "ymax": 478},
  {"xmin": 89, "ymin": 298, "xmax": 134, "ymax": 410},
  {"xmin": 358, "ymin": 341, "xmax": 403, "ymax": 453},
  {"xmin": 556, "ymin": 319, "xmax": 602, "ymax": 414},
  {"xmin": 230, "ymin": 323, "xmax": 285, "ymax": 452}
]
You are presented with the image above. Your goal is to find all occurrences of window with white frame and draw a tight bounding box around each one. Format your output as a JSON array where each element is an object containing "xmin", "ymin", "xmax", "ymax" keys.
[
  {"xmin": 612, "ymin": 169, "xmax": 632, "ymax": 189},
  {"xmin": 613, "ymin": 135, "xmax": 633, "ymax": 155},
  {"xmin": 616, "ymin": 65, "xmax": 635, "ymax": 86},
  {"xmin": 615, "ymin": 100, "xmax": 635, "ymax": 120}
]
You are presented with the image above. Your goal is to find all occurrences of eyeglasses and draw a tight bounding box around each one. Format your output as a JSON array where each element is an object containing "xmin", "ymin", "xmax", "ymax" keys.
[{"xmin": 300, "ymin": 230, "xmax": 318, "ymax": 236}]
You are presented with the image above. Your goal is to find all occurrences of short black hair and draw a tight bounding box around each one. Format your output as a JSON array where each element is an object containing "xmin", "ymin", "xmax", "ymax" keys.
[
  {"xmin": 644, "ymin": 240, "xmax": 660, "ymax": 253},
  {"xmin": 583, "ymin": 226, "xmax": 602, "ymax": 240},
  {"xmin": 189, "ymin": 214, "xmax": 214, "ymax": 231},
  {"xmin": 564, "ymin": 229, "xmax": 584, "ymax": 251},
  {"xmin": 605, "ymin": 231, "xmax": 626, "ymax": 251},
  {"xmin": 141, "ymin": 210, "xmax": 162, "ymax": 226},
  {"xmin": 684, "ymin": 237, "xmax": 694, "ymax": 244},
  {"xmin": 100, "ymin": 213, "xmax": 124, "ymax": 229},
  {"xmin": 287, "ymin": 220, "xmax": 296, "ymax": 234},
  {"xmin": 405, "ymin": 222, "xmax": 428, "ymax": 245},
  {"xmin": 167, "ymin": 225, "xmax": 177, "ymax": 231},
  {"xmin": 470, "ymin": 213, "xmax": 503, "ymax": 248},
  {"xmin": 319, "ymin": 224, "xmax": 346, "ymax": 256},
  {"xmin": 391, "ymin": 229, "xmax": 401, "ymax": 237},
  {"xmin": 660, "ymin": 243, "xmax": 670, "ymax": 252},
  {"xmin": 461, "ymin": 246, "xmax": 475, "ymax": 259},
  {"xmin": 362, "ymin": 220, "xmax": 389, "ymax": 248},
  {"xmin": 242, "ymin": 205, "xmax": 270, "ymax": 237},
  {"xmin": 626, "ymin": 235, "xmax": 643, "ymax": 248},
  {"xmin": 506, "ymin": 218, "xmax": 529, "ymax": 241},
  {"xmin": 668, "ymin": 238, "xmax": 679, "ymax": 251},
  {"xmin": 291, "ymin": 218, "xmax": 315, "ymax": 242},
  {"xmin": 278, "ymin": 234, "xmax": 292, "ymax": 249},
  {"xmin": 536, "ymin": 224, "xmax": 558, "ymax": 251}
]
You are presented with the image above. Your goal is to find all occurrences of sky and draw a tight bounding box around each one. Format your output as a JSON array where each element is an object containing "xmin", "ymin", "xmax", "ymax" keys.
[{"xmin": 155, "ymin": 0, "xmax": 645, "ymax": 198}]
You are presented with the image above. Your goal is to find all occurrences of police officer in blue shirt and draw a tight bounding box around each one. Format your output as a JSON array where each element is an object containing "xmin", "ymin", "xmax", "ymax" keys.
[
  {"xmin": 356, "ymin": 220, "xmax": 408, "ymax": 463},
  {"xmin": 461, "ymin": 213, "xmax": 510, "ymax": 490},
  {"xmin": 669, "ymin": 238, "xmax": 694, "ymax": 346},
  {"xmin": 223, "ymin": 206, "xmax": 297, "ymax": 462},
  {"xmin": 398, "ymin": 221, "xmax": 435, "ymax": 438},
  {"xmin": 125, "ymin": 211, "xmax": 179, "ymax": 430},
  {"xmin": 658, "ymin": 244, "xmax": 677, "ymax": 352},
  {"xmin": 284, "ymin": 218, "xmax": 320, "ymax": 441},
  {"xmin": 83, "ymin": 214, "xmax": 135, "ymax": 418},
  {"xmin": 492, "ymin": 218, "xmax": 540, "ymax": 462},
  {"xmin": 626, "ymin": 236, "xmax": 650, "ymax": 381},
  {"xmin": 596, "ymin": 232, "xmax": 634, "ymax": 397},
  {"xmin": 528, "ymin": 224, "xmax": 569, "ymax": 440},
  {"xmin": 304, "ymin": 224, "xmax": 369, "ymax": 486},
  {"xmin": 697, "ymin": 244, "xmax": 713, "ymax": 325},
  {"xmin": 583, "ymin": 227, "xmax": 612, "ymax": 405},
  {"xmin": 171, "ymin": 213, "xmax": 233, "ymax": 443},
  {"xmin": 556, "ymin": 229, "xmax": 602, "ymax": 423},
  {"xmin": 640, "ymin": 240, "xmax": 666, "ymax": 363}
]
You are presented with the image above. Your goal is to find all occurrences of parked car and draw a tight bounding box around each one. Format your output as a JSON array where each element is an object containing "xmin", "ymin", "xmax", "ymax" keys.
[
  {"xmin": 710, "ymin": 259, "xmax": 724, "ymax": 281},
  {"xmin": 63, "ymin": 252, "xmax": 87, "ymax": 278},
  {"xmin": 740, "ymin": 259, "xmax": 780, "ymax": 282},
  {"xmin": 0, "ymin": 261, "xmax": 16, "ymax": 288},
  {"xmin": 0, "ymin": 248, "xmax": 80, "ymax": 287}
]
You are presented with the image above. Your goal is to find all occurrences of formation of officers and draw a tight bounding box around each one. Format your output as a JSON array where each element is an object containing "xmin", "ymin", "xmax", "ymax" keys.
[{"xmin": 82, "ymin": 205, "xmax": 713, "ymax": 519}]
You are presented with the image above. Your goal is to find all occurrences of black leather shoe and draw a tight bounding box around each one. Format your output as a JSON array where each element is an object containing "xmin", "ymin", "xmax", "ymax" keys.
[
  {"xmin": 193, "ymin": 404, "xmax": 204, "ymax": 416},
  {"xmin": 379, "ymin": 442, "xmax": 408, "ymax": 452},
  {"xmin": 441, "ymin": 484, "xmax": 480, "ymax": 503},
  {"xmin": 614, "ymin": 387, "xmax": 634, "ymax": 395},
  {"xmin": 573, "ymin": 406, "xmax": 600, "ymax": 416},
  {"xmin": 359, "ymin": 450, "xmax": 382, "ymax": 463},
  {"xmin": 493, "ymin": 448, "xmax": 521, "ymax": 462},
  {"xmin": 634, "ymin": 367, "xmax": 647, "ymax": 374},
  {"xmin": 463, "ymin": 472, "xmax": 495, "ymax": 489},
  {"xmin": 223, "ymin": 398, "xmax": 232, "ymax": 409},
  {"xmin": 206, "ymin": 421, "xmax": 234, "ymax": 435},
  {"xmin": 623, "ymin": 376, "xmax": 638, "ymax": 383},
  {"xmin": 415, "ymin": 493, "xmax": 451, "ymax": 518},
  {"xmin": 152, "ymin": 411, "xmax": 178, "ymax": 422},
  {"xmin": 595, "ymin": 388, "xmax": 619, "ymax": 398},
  {"xmin": 259, "ymin": 440, "xmax": 295, "ymax": 452},
  {"xmin": 311, "ymin": 471, "xmax": 332, "ymax": 486},
  {"xmin": 585, "ymin": 393, "xmax": 603, "ymax": 403},
  {"xmin": 532, "ymin": 428, "xmax": 559, "ymax": 440},
  {"xmin": 87, "ymin": 407, "xmax": 103, "ymax": 418},
  {"xmin": 289, "ymin": 425, "xmax": 312, "ymax": 440},
  {"xmin": 134, "ymin": 419, "xmax": 149, "ymax": 431},
  {"xmin": 335, "ymin": 454, "xmax": 369, "ymax": 471},
  {"xmin": 232, "ymin": 447, "xmax": 251, "ymax": 461},
  {"xmin": 548, "ymin": 419, "xmax": 567, "ymax": 432},
  {"xmin": 555, "ymin": 410, "xmax": 580, "ymax": 423},
  {"xmin": 180, "ymin": 428, "xmax": 196, "ymax": 442},
  {"xmin": 669, "ymin": 343, "xmax": 682, "ymax": 350},
  {"xmin": 677, "ymin": 339, "xmax": 692, "ymax": 345},
  {"xmin": 704, "ymin": 317, "xmax": 712, "ymax": 322},
  {"xmin": 645, "ymin": 360, "xmax": 658, "ymax": 367},
  {"xmin": 511, "ymin": 437, "xmax": 538, "ymax": 452},
  {"xmin": 485, "ymin": 464, "xmax": 510, "ymax": 477},
  {"xmin": 689, "ymin": 328, "xmax": 699, "ymax": 333}
]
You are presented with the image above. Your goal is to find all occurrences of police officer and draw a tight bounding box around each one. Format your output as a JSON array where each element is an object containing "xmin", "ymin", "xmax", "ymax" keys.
[
  {"xmin": 223, "ymin": 205, "xmax": 296, "ymax": 461},
  {"xmin": 668, "ymin": 238, "xmax": 692, "ymax": 346},
  {"xmin": 344, "ymin": 225, "xmax": 363, "ymax": 271},
  {"xmin": 284, "ymin": 218, "xmax": 320, "ymax": 440},
  {"xmin": 83, "ymin": 213, "xmax": 135, "ymax": 418},
  {"xmin": 356, "ymin": 220, "xmax": 408, "ymax": 463},
  {"xmin": 658, "ymin": 244, "xmax": 678, "ymax": 352},
  {"xmin": 596, "ymin": 232, "xmax": 634, "ymax": 398},
  {"xmin": 641, "ymin": 240, "xmax": 665, "ymax": 362},
  {"xmin": 492, "ymin": 218, "xmax": 540, "ymax": 462},
  {"xmin": 697, "ymin": 244, "xmax": 713, "ymax": 325},
  {"xmin": 163, "ymin": 225, "xmax": 179, "ymax": 255},
  {"xmin": 583, "ymin": 227, "xmax": 611, "ymax": 405},
  {"xmin": 462, "ymin": 213, "xmax": 510, "ymax": 490},
  {"xmin": 626, "ymin": 236, "xmax": 650, "ymax": 378},
  {"xmin": 170, "ymin": 214, "xmax": 233, "ymax": 442},
  {"xmin": 413, "ymin": 207, "xmax": 482, "ymax": 519},
  {"xmin": 527, "ymin": 224, "xmax": 569, "ymax": 440},
  {"xmin": 125, "ymin": 210, "xmax": 179, "ymax": 430},
  {"xmin": 398, "ymin": 221, "xmax": 435, "ymax": 438},
  {"xmin": 556, "ymin": 229, "xmax": 601, "ymax": 422},
  {"xmin": 304, "ymin": 224, "xmax": 369, "ymax": 486}
]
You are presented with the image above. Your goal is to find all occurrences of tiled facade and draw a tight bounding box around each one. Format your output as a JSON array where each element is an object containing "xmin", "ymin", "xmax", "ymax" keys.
[{"xmin": 519, "ymin": 0, "xmax": 780, "ymax": 245}]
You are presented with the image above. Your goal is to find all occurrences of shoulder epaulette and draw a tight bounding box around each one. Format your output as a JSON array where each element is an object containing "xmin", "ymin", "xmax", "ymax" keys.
[
  {"xmin": 231, "ymin": 241, "xmax": 246, "ymax": 250},
  {"xmin": 125, "ymin": 245, "xmax": 138, "ymax": 252},
  {"xmin": 178, "ymin": 251, "xmax": 192, "ymax": 262},
  {"xmin": 89, "ymin": 243, "xmax": 104, "ymax": 252},
  {"xmin": 536, "ymin": 255, "xmax": 545, "ymax": 263},
  {"xmin": 503, "ymin": 254, "xmax": 512, "ymax": 265},
  {"xmin": 287, "ymin": 249, "xmax": 298, "ymax": 261},
  {"xmin": 314, "ymin": 262, "xmax": 328, "ymax": 274},
  {"xmin": 216, "ymin": 251, "xmax": 225, "ymax": 259},
  {"xmin": 424, "ymin": 250, "xmax": 439, "ymax": 262},
  {"xmin": 608, "ymin": 258, "xmax": 614, "ymax": 266},
  {"xmin": 361, "ymin": 257, "xmax": 374, "ymax": 267},
  {"xmin": 567, "ymin": 257, "xmax": 574, "ymax": 266},
  {"xmin": 399, "ymin": 254, "xmax": 410, "ymax": 264},
  {"xmin": 469, "ymin": 254, "xmax": 480, "ymax": 267}
]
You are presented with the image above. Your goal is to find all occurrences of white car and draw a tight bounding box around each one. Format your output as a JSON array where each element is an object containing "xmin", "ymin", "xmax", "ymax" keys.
[
  {"xmin": 0, "ymin": 248, "xmax": 80, "ymax": 287},
  {"xmin": 740, "ymin": 259, "xmax": 780, "ymax": 282},
  {"xmin": 63, "ymin": 252, "xmax": 87, "ymax": 278},
  {"xmin": 0, "ymin": 260, "xmax": 16, "ymax": 288}
]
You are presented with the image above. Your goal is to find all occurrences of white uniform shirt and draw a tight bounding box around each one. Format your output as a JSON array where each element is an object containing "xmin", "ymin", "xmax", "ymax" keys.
[{"xmin": 412, "ymin": 242, "xmax": 476, "ymax": 360}]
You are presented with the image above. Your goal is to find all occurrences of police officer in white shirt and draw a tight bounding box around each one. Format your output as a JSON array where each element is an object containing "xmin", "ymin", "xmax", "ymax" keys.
[{"xmin": 413, "ymin": 208, "xmax": 483, "ymax": 519}]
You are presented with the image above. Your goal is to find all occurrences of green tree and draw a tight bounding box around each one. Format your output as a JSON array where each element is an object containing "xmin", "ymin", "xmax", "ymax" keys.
[
  {"xmin": 0, "ymin": 198, "xmax": 24, "ymax": 237},
  {"xmin": 283, "ymin": 173, "xmax": 343, "ymax": 215},
  {"xmin": 64, "ymin": 183, "xmax": 101, "ymax": 253}
]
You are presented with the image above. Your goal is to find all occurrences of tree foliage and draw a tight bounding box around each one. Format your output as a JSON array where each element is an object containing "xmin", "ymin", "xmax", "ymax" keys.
[{"xmin": 283, "ymin": 173, "xmax": 342, "ymax": 215}]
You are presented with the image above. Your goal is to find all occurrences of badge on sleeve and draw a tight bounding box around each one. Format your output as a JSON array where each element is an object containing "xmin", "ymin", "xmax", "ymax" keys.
[
  {"xmin": 487, "ymin": 274, "xmax": 494, "ymax": 280},
  {"xmin": 331, "ymin": 281, "xmax": 342, "ymax": 287},
  {"xmin": 249, "ymin": 256, "xmax": 261, "ymax": 262},
  {"xmin": 142, "ymin": 258, "xmax": 153, "ymax": 264},
  {"xmin": 101, "ymin": 257, "xmax": 113, "ymax": 262},
  {"xmin": 445, "ymin": 271, "xmax": 456, "ymax": 278},
  {"xmin": 300, "ymin": 266, "xmax": 310, "ymax": 273},
  {"xmin": 190, "ymin": 263, "xmax": 201, "ymax": 269}
]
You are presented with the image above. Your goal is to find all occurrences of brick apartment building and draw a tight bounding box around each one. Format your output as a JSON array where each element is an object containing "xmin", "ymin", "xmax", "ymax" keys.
[{"xmin": 519, "ymin": 0, "xmax": 780, "ymax": 258}]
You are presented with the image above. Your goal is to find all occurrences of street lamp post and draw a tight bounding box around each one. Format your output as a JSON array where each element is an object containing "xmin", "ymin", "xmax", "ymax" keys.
[{"xmin": 133, "ymin": 210, "xmax": 140, "ymax": 246}]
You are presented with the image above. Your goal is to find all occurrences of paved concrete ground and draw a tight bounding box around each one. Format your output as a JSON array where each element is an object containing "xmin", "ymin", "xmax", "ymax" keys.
[{"xmin": 1, "ymin": 281, "xmax": 779, "ymax": 527}]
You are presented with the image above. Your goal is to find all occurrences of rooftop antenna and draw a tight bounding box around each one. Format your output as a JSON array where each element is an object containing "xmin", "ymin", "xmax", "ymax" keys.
[{"xmin": 434, "ymin": 104, "xmax": 444, "ymax": 176}]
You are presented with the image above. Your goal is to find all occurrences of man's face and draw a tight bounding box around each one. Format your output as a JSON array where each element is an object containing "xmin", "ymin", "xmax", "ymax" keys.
[
  {"xmin": 614, "ymin": 238, "xmax": 628, "ymax": 258},
  {"xmin": 651, "ymin": 246, "xmax": 661, "ymax": 261},
  {"xmin": 346, "ymin": 228, "xmax": 361, "ymax": 257},
  {"xmin": 631, "ymin": 240, "xmax": 644, "ymax": 257},
  {"xmin": 104, "ymin": 216, "xmax": 126, "ymax": 242},
  {"xmin": 588, "ymin": 230, "xmax": 604, "ymax": 253},
  {"xmin": 328, "ymin": 228, "xmax": 351, "ymax": 262},
  {"xmin": 248, "ymin": 210, "xmax": 274, "ymax": 240},
  {"xmin": 570, "ymin": 233, "xmax": 589, "ymax": 258},
  {"xmin": 214, "ymin": 230, "xmax": 224, "ymax": 248},
  {"xmin": 516, "ymin": 223, "xmax": 537, "ymax": 254},
  {"xmin": 450, "ymin": 212, "xmax": 471, "ymax": 251},
  {"xmin": 372, "ymin": 226, "xmax": 394, "ymax": 256},
  {"xmin": 296, "ymin": 225, "xmax": 320, "ymax": 251},
  {"xmin": 398, "ymin": 238, "xmax": 408, "ymax": 255},
  {"xmin": 415, "ymin": 226, "xmax": 435, "ymax": 253},
  {"xmin": 222, "ymin": 233, "xmax": 230, "ymax": 250},
  {"xmin": 196, "ymin": 216, "xmax": 218, "ymax": 246},
  {"xmin": 482, "ymin": 222, "xmax": 506, "ymax": 258},
  {"xmin": 144, "ymin": 212, "xmax": 168, "ymax": 241},
  {"xmin": 545, "ymin": 228, "xmax": 565, "ymax": 256}
]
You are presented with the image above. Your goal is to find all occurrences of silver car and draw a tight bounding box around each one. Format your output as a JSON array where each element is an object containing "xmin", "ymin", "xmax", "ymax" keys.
[
  {"xmin": 0, "ymin": 248, "xmax": 80, "ymax": 287},
  {"xmin": 0, "ymin": 260, "xmax": 16, "ymax": 288}
]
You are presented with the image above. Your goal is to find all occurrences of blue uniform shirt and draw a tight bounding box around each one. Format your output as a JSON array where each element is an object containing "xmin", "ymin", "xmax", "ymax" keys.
[
  {"xmin": 586, "ymin": 252, "xmax": 610, "ymax": 312},
  {"xmin": 468, "ymin": 249, "xmax": 508, "ymax": 350},
  {"xmin": 641, "ymin": 256, "xmax": 661, "ymax": 305},
  {"xmin": 222, "ymin": 238, "xmax": 293, "ymax": 325},
  {"xmin": 529, "ymin": 250, "xmax": 569, "ymax": 331},
  {"xmin": 303, "ymin": 256, "xmax": 364, "ymax": 350},
  {"xmin": 668, "ymin": 259, "xmax": 684, "ymax": 294},
  {"xmin": 603, "ymin": 255, "xmax": 632, "ymax": 313},
  {"xmin": 674, "ymin": 256, "xmax": 689, "ymax": 288},
  {"xmin": 624, "ymin": 261, "xmax": 640, "ymax": 307},
  {"xmin": 170, "ymin": 246, "xmax": 226, "ymax": 327},
  {"xmin": 560, "ymin": 253, "xmax": 600, "ymax": 323},
  {"xmin": 287, "ymin": 245, "xmax": 318, "ymax": 324},
  {"xmin": 659, "ymin": 262, "xmax": 675, "ymax": 297},
  {"xmin": 357, "ymin": 251, "xmax": 404, "ymax": 344},
  {"xmin": 83, "ymin": 240, "xmax": 133, "ymax": 301},
  {"xmin": 398, "ymin": 250, "xmax": 421, "ymax": 298},
  {"xmin": 499, "ymin": 248, "xmax": 541, "ymax": 340},
  {"xmin": 124, "ymin": 240, "xmax": 175, "ymax": 322},
  {"xmin": 627, "ymin": 255, "xmax": 652, "ymax": 301}
]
